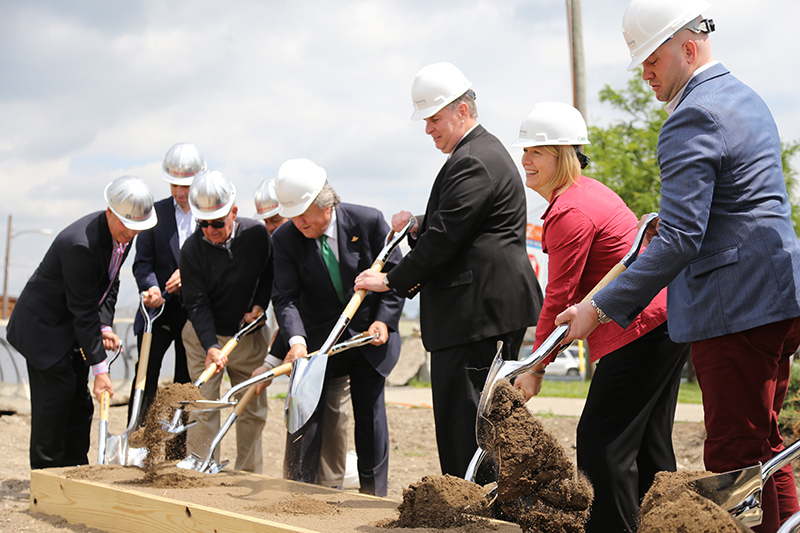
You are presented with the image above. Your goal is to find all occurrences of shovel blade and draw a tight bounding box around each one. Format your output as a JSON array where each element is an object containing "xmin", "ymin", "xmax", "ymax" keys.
[
  {"xmin": 102, "ymin": 433, "xmax": 147, "ymax": 467},
  {"xmin": 285, "ymin": 352, "xmax": 329, "ymax": 433},
  {"xmin": 688, "ymin": 465, "xmax": 763, "ymax": 525},
  {"xmin": 475, "ymin": 344, "xmax": 506, "ymax": 451},
  {"xmin": 176, "ymin": 453, "xmax": 228, "ymax": 474}
]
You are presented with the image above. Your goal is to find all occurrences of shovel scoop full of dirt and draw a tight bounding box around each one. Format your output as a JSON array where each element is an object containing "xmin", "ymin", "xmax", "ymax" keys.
[
  {"xmin": 636, "ymin": 470, "xmax": 753, "ymax": 533},
  {"xmin": 486, "ymin": 380, "xmax": 593, "ymax": 533}
]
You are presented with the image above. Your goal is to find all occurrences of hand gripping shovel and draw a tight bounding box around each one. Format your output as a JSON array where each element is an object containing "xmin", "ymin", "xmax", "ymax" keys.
[
  {"xmin": 160, "ymin": 311, "xmax": 266, "ymax": 437},
  {"xmin": 284, "ymin": 216, "xmax": 415, "ymax": 434},
  {"xmin": 175, "ymin": 331, "xmax": 377, "ymax": 473},
  {"xmin": 103, "ymin": 293, "xmax": 165, "ymax": 466},
  {"xmin": 96, "ymin": 345, "xmax": 123, "ymax": 465},
  {"xmin": 465, "ymin": 213, "xmax": 659, "ymax": 482},
  {"xmin": 681, "ymin": 437, "xmax": 800, "ymax": 527}
]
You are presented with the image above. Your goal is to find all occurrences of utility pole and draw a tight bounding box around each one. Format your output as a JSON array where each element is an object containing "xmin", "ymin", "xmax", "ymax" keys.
[
  {"xmin": 566, "ymin": 0, "xmax": 587, "ymax": 118},
  {"xmin": 2, "ymin": 214, "xmax": 11, "ymax": 319}
]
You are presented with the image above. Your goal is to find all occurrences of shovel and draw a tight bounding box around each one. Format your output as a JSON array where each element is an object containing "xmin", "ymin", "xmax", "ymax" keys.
[
  {"xmin": 160, "ymin": 311, "xmax": 266, "ymax": 437},
  {"xmin": 96, "ymin": 345, "xmax": 123, "ymax": 465},
  {"xmin": 465, "ymin": 212, "xmax": 659, "ymax": 482},
  {"xmin": 175, "ymin": 332, "xmax": 377, "ymax": 473},
  {"xmin": 103, "ymin": 293, "xmax": 165, "ymax": 466},
  {"xmin": 284, "ymin": 216, "xmax": 415, "ymax": 433},
  {"xmin": 681, "ymin": 437, "xmax": 800, "ymax": 527}
]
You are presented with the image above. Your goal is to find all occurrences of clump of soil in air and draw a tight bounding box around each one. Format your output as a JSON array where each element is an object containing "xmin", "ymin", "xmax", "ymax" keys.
[
  {"xmin": 128, "ymin": 382, "xmax": 203, "ymax": 477},
  {"xmin": 388, "ymin": 474, "xmax": 493, "ymax": 529},
  {"xmin": 486, "ymin": 380, "xmax": 593, "ymax": 533},
  {"xmin": 637, "ymin": 470, "xmax": 754, "ymax": 533}
]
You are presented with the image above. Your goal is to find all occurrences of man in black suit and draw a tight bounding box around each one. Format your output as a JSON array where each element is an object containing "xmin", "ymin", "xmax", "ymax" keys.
[
  {"xmin": 265, "ymin": 158, "xmax": 404, "ymax": 497},
  {"xmin": 130, "ymin": 143, "xmax": 206, "ymax": 432},
  {"xmin": 356, "ymin": 62, "xmax": 543, "ymax": 485},
  {"xmin": 7, "ymin": 176, "xmax": 157, "ymax": 469}
]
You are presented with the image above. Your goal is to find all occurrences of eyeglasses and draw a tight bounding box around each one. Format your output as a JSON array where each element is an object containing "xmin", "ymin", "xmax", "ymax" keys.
[{"xmin": 198, "ymin": 218, "xmax": 226, "ymax": 229}]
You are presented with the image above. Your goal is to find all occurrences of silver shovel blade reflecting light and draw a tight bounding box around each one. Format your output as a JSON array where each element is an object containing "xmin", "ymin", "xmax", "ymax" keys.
[{"xmin": 285, "ymin": 351, "xmax": 329, "ymax": 433}]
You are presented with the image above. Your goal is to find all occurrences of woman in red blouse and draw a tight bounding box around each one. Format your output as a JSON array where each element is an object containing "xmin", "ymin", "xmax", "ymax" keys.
[{"xmin": 512, "ymin": 102, "xmax": 689, "ymax": 533}]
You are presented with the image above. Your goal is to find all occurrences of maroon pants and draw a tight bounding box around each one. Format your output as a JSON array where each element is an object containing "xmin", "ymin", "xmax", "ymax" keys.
[{"xmin": 692, "ymin": 316, "xmax": 800, "ymax": 533}]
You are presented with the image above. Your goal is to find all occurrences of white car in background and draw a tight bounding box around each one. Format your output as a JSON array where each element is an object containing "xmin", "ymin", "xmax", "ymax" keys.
[{"xmin": 518, "ymin": 343, "xmax": 584, "ymax": 377}]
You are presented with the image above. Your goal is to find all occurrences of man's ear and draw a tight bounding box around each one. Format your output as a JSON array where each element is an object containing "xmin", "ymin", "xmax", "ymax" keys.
[{"xmin": 683, "ymin": 39, "xmax": 698, "ymax": 64}]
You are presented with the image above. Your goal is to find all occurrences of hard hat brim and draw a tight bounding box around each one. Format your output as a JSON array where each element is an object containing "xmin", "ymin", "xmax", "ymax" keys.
[
  {"xmin": 253, "ymin": 206, "xmax": 281, "ymax": 220},
  {"xmin": 162, "ymin": 170, "xmax": 195, "ymax": 186},
  {"xmin": 112, "ymin": 208, "xmax": 158, "ymax": 231},
  {"xmin": 511, "ymin": 138, "xmax": 591, "ymax": 148},
  {"xmin": 278, "ymin": 199, "xmax": 314, "ymax": 219}
]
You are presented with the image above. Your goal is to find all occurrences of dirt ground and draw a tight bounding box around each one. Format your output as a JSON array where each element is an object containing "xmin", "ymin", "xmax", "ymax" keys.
[{"xmin": 0, "ymin": 388, "xmax": 710, "ymax": 532}]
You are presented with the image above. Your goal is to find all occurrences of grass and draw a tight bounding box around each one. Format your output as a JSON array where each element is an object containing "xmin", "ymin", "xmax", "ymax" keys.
[{"xmin": 539, "ymin": 379, "xmax": 702, "ymax": 404}]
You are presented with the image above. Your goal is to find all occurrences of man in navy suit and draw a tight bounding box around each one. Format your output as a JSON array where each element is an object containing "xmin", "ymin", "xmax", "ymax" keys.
[
  {"xmin": 268, "ymin": 158, "xmax": 404, "ymax": 497},
  {"xmin": 356, "ymin": 62, "xmax": 543, "ymax": 485},
  {"xmin": 559, "ymin": 2, "xmax": 800, "ymax": 530},
  {"xmin": 7, "ymin": 176, "xmax": 156, "ymax": 468},
  {"xmin": 130, "ymin": 143, "xmax": 206, "ymax": 433}
]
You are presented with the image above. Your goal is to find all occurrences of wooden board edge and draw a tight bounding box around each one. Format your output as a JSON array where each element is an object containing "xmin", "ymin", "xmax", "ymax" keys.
[{"xmin": 30, "ymin": 469, "xmax": 319, "ymax": 533}]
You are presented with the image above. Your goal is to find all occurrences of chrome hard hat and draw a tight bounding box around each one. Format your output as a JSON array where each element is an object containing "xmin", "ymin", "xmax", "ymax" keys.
[
  {"xmin": 104, "ymin": 175, "xmax": 158, "ymax": 230},
  {"xmin": 274, "ymin": 158, "xmax": 327, "ymax": 218},
  {"xmin": 188, "ymin": 169, "xmax": 236, "ymax": 220},
  {"xmin": 410, "ymin": 62, "xmax": 473, "ymax": 121},
  {"xmin": 253, "ymin": 178, "xmax": 280, "ymax": 219},
  {"xmin": 162, "ymin": 142, "xmax": 207, "ymax": 185},
  {"xmin": 511, "ymin": 102, "xmax": 590, "ymax": 148}
]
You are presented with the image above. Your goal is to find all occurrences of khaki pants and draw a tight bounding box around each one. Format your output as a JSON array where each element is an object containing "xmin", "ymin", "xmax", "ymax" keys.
[
  {"xmin": 317, "ymin": 375, "xmax": 350, "ymax": 487},
  {"xmin": 182, "ymin": 320, "xmax": 268, "ymax": 473}
]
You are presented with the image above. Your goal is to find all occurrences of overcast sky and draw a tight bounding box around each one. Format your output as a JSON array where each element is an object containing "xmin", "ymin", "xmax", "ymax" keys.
[{"xmin": 2, "ymin": 0, "xmax": 798, "ymax": 316}]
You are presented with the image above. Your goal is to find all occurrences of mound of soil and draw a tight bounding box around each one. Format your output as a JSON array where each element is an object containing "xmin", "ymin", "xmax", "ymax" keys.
[
  {"xmin": 487, "ymin": 380, "xmax": 593, "ymax": 532},
  {"xmin": 637, "ymin": 470, "xmax": 753, "ymax": 532},
  {"xmin": 389, "ymin": 474, "xmax": 493, "ymax": 529}
]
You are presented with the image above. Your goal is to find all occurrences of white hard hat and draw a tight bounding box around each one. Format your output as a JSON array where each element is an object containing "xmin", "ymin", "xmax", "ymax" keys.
[
  {"xmin": 188, "ymin": 169, "xmax": 236, "ymax": 220},
  {"xmin": 253, "ymin": 178, "xmax": 280, "ymax": 219},
  {"xmin": 410, "ymin": 62, "xmax": 473, "ymax": 121},
  {"xmin": 274, "ymin": 159, "xmax": 327, "ymax": 218},
  {"xmin": 622, "ymin": 0, "xmax": 713, "ymax": 71},
  {"xmin": 511, "ymin": 102, "xmax": 590, "ymax": 148},
  {"xmin": 104, "ymin": 175, "xmax": 158, "ymax": 231},
  {"xmin": 162, "ymin": 142, "xmax": 207, "ymax": 185}
]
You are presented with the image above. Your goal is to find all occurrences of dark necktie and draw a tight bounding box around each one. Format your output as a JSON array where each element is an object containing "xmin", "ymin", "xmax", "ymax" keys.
[{"xmin": 320, "ymin": 234, "xmax": 345, "ymax": 304}]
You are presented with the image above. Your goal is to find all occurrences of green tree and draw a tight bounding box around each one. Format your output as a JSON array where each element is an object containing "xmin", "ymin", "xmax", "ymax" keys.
[{"xmin": 588, "ymin": 71, "xmax": 800, "ymax": 235}]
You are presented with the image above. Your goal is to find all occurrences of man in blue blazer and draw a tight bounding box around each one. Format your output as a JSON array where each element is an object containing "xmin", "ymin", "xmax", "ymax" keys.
[
  {"xmin": 559, "ymin": 2, "xmax": 800, "ymax": 530},
  {"xmin": 7, "ymin": 176, "xmax": 156, "ymax": 468},
  {"xmin": 130, "ymin": 143, "xmax": 206, "ymax": 435},
  {"xmin": 270, "ymin": 158, "xmax": 404, "ymax": 497}
]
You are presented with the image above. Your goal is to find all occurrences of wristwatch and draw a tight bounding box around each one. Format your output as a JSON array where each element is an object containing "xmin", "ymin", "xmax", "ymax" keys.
[
  {"xmin": 382, "ymin": 275, "xmax": 391, "ymax": 289},
  {"xmin": 590, "ymin": 299, "xmax": 612, "ymax": 324}
]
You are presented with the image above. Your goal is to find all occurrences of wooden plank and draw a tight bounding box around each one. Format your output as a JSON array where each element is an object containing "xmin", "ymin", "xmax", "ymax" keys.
[{"xmin": 30, "ymin": 470, "xmax": 318, "ymax": 533}]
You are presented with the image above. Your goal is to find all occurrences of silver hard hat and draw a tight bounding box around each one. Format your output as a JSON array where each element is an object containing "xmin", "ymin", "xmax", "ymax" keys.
[
  {"xmin": 104, "ymin": 175, "xmax": 158, "ymax": 230},
  {"xmin": 189, "ymin": 169, "xmax": 236, "ymax": 220},
  {"xmin": 162, "ymin": 142, "xmax": 207, "ymax": 186},
  {"xmin": 253, "ymin": 178, "xmax": 280, "ymax": 219}
]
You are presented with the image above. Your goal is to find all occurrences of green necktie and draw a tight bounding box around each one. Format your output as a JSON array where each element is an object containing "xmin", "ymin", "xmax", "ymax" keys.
[{"xmin": 320, "ymin": 234, "xmax": 346, "ymax": 304}]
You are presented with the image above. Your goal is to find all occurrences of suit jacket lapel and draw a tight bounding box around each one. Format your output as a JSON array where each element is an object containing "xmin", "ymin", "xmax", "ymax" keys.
[{"xmin": 336, "ymin": 206, "xmax": 360, "ymax": 299}]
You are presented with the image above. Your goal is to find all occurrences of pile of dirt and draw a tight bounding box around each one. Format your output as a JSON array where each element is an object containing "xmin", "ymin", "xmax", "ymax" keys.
[
  {"xmin": 637, "ymin": 470, "xmax": 753, "ymax": 533},
  {"xmin": 486, "ymin": 380, "xmax": 593, "ymax": 532},
  {"xmin": 388, "ymin": 474, "xmax": 493, "ymax": 529},
  {"xmin": 128, "ymin": 382, "xmax": 203, "ymax": 475}
]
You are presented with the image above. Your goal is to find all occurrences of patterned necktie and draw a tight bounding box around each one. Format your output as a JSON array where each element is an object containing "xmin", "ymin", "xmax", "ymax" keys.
[
  {"xmin": 320, "ymin": 234, "xmax": 346, "ymax": 304},
  {"xmin": 99, "ymin": 240, "xmax": 128, "ymax": 306}
]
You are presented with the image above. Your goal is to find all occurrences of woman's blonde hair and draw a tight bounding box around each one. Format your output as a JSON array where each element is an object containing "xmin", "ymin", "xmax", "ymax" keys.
[{"xmin": 539, "ymin": 145, "xmax": 583, "ymax": 197}]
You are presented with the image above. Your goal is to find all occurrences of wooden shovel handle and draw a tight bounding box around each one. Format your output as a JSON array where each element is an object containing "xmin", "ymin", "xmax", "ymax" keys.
[
  {"xmin": 581, "ymin": 263, "xmax": 628, "ymax": 304},
  {"xmin": 342, "ymin": 260, "xmax": 386, "ymax": 319},
  {"xmin": 134, "ymin": 332, "xmax": 152, "ymax": 391},
  {"xmin": 196, "ymin": 336, "xmax": 241, "ymax": 384},
  {"xmin": 99, "ymin": 390, "xmax": 110, "ymax": 422}
]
